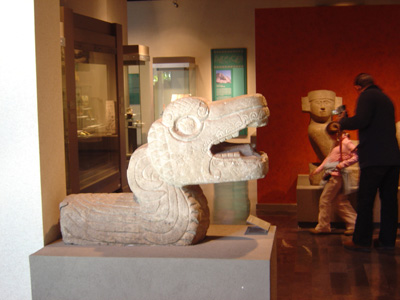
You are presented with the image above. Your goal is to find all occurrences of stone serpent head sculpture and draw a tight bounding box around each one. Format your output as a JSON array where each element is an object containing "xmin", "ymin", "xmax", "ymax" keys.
[{"xmin": 60, "ymin": 94, "xmax": 269, "ymax": 245}]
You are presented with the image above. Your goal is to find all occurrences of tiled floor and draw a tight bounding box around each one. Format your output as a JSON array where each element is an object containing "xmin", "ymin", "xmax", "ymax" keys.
[{"xmin": 205, "ymin": 182, "xmax": 400, "ymax": 300}]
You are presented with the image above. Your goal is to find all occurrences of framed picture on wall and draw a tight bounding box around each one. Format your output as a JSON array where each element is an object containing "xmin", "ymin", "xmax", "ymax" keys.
[
  {"xmin": 211, "ymin": 48, "xmax": 247, "ymax": 101},
  {"xmin": 211, "ymin": 48, "xmax": 247, "ymax": 136}
]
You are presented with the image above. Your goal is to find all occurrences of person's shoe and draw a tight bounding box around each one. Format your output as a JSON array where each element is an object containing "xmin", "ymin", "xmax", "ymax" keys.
[
  {"xmin": 308, "ymin": 228, "xmax": 331, "ymax": 235},
  {"xmin": 344, "ymin": 229, "xmax": 354, "ymax": 236},
  {"xmin": 373, "ymin": 238, "xmax": 395, "ymax": 252},
  {"xmin": 343, "ymin": 240, "xmax": 371, "ymax": 252}
]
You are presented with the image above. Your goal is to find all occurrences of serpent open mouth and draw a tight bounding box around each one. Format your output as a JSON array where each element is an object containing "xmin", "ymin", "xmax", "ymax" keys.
[
  {"xmin": 210, "ymin": 141, "xmax": 262, "ymax": 159},
  {"xmin": 209, "ymin": 113, "xmax": 268, "ymax": 161},
  {"xmin": 209, "ymin": 98, "xmax": 269, "ymax": 161},
  {"xmin": 207, "ymin": 123, "xmax": 269, "ymax": 181}
]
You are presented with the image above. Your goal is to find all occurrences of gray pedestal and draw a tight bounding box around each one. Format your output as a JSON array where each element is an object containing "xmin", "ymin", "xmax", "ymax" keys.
[
  {"xmin": 30, "ymin": 225, "xmax": 277, "ymax": 300},
  {"xmin": 296, "ymin": 174, "xmax": 400, "ymax": 226}
]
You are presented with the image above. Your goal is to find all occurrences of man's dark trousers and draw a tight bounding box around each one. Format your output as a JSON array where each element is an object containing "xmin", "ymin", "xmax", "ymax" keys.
[{"xmin": 353, "ymin": 166, "xmax": 400, "ymax": 247}]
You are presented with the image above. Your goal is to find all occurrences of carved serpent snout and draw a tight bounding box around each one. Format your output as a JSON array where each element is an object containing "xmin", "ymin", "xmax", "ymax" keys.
[{"xmin": 146, "ymin": 94, "xmax": 269, "ymax": 187}]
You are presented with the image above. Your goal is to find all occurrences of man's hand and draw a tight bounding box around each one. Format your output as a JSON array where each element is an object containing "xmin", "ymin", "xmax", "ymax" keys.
[{"xmin": 337, "ymin": 110, "xmax": 348, "ymax": 121}]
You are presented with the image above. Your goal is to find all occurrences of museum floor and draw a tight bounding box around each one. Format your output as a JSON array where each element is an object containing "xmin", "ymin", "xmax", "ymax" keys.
[
  {"xmin": 257, "ymin": 213, "xmax": 400, "ymax": 300},
  {"xmin": 206, "ymin": 182, "xmax": 400, "ymax": 300}
]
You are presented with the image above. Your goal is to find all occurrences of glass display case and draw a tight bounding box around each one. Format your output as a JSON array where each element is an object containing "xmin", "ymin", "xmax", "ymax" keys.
[
  {"xmin": 61, "ymin": 7, "xmax": 127, "ymax": 194},
  {"xmin": 153, "ymin": 57, "xmax": 196, "ymax": 119},
  {"xmin": 123, "ymin": 45, "xmax": 151, "ymax": 158}
]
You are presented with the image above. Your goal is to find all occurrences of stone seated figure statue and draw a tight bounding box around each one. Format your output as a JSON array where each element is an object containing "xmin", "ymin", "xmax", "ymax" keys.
[
  {"xmin": 302, "ymin": 90, "xmax": 359, "ymax": 185},
  {"xmin": 59, "ymin": 94, "xmax": 270, "ymax": 246},
  {"xmin": 302, "ymin": 90, "xmax": 341, "ymax": 162},
  {"xmin": 297, "ymin": 89, "xmax": 360, "ymax": 225}
]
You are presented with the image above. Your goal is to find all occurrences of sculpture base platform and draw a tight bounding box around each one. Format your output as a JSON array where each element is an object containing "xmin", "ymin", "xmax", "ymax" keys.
[
  {"xmin": 296, "ymin": 174, "xmax": 400, "ymax": 227},
  {"xmin": 296, "ymin": 174, "xmax": 358, "ymax": 227},
  {"xmin": 30, "ymin": 225, "xmax": 277, "ymax": 300}
]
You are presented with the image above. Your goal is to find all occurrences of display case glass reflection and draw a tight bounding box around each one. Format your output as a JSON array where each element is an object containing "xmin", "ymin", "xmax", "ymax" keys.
[
  {"xmin": 123, "ymin": 45, "xmax": 151, "ymax": 157},
  {"xmin": 153, "ymin": 57, "xmax": 196, "ymax": 119},
  {"xmin": 74, "ymin": 50, "xmax": 119, "ymax": 191},
  {"xmin": 61, "ymin": 7, "xmax": 127, "ymax": 194}
]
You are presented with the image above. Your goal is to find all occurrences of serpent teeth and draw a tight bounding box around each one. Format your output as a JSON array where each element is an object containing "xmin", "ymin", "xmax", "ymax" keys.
[{"xmin": 214, "ymin": 152, "xmax": 240, "ymax": 158}]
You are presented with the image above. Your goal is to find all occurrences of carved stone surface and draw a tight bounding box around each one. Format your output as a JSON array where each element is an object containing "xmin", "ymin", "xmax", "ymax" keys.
[
  {"xmin": 60, "ymin": 94, "xmax": 269, "ymax": 245},
  {"xmin": 302, "ymin": 90, "xmax": 342, "ymax": 162}
]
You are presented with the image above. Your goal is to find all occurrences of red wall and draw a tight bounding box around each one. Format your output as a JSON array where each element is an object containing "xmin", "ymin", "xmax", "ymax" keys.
[{"xmin": 255, "ymin": 5, "xmax": 400, "ymax": 204}]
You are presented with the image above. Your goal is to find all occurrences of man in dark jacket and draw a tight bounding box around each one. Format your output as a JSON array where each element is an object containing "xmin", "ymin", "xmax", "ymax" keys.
[{"xmin": 339, "ymin": 73, "xmax": 400, "ymax": 252}]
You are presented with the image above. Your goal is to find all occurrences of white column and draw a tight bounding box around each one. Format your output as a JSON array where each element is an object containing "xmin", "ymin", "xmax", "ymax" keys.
[
  {"xmin": 0, "ymin": 1, "xmax": 43, "ymax": 298},
  {"xmin": 0, "ymin": 0, "xmax": 65, "ymax": 298}
]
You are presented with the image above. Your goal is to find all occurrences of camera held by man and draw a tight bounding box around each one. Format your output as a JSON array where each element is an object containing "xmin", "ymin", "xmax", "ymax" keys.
[{"xmin": 332, "ymin": 105, "xmax": 347, "ymax": 116}]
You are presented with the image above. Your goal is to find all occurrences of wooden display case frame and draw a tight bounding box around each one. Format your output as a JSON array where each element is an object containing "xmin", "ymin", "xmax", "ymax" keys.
[{"xmin": 61, "ymin": 7, "xmax": 128, "ymax": 194}]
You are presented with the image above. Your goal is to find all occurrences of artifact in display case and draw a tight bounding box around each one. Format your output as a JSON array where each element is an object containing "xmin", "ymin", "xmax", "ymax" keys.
[
  {"xmin": 61, "ymin": 7, "xmax": 127, "ymax": 194},
  {"xmin": 123, "ymin": 45, "xmax": 152, "ymax": 158},
  {"xmin": 153, "ymin": 57, "xmax": 196, "ymax": 119}
]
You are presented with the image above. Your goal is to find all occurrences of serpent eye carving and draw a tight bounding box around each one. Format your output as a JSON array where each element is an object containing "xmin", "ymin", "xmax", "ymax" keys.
[
  {"xmin": 162, "ymin": 97, "xmax": 210, "ymax": 128},
  {"xmin": 173, "ymin": 115, "xmax": 203, "ymax": 140}
]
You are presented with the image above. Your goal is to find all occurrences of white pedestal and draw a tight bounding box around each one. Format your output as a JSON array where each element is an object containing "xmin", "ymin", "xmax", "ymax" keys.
[{"xmin": 30, "ymin": 225, "xmax": 277, "ymax": 300}]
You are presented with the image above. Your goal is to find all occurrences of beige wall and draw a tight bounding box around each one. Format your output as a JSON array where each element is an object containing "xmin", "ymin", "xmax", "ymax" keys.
[
  {"xmin": 35, "ymin": 0, "xmax": 66, "ymax": 246},
  {"xmin": 127, "ymin": 0, "xmax": 279, "ymax": 100}
]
